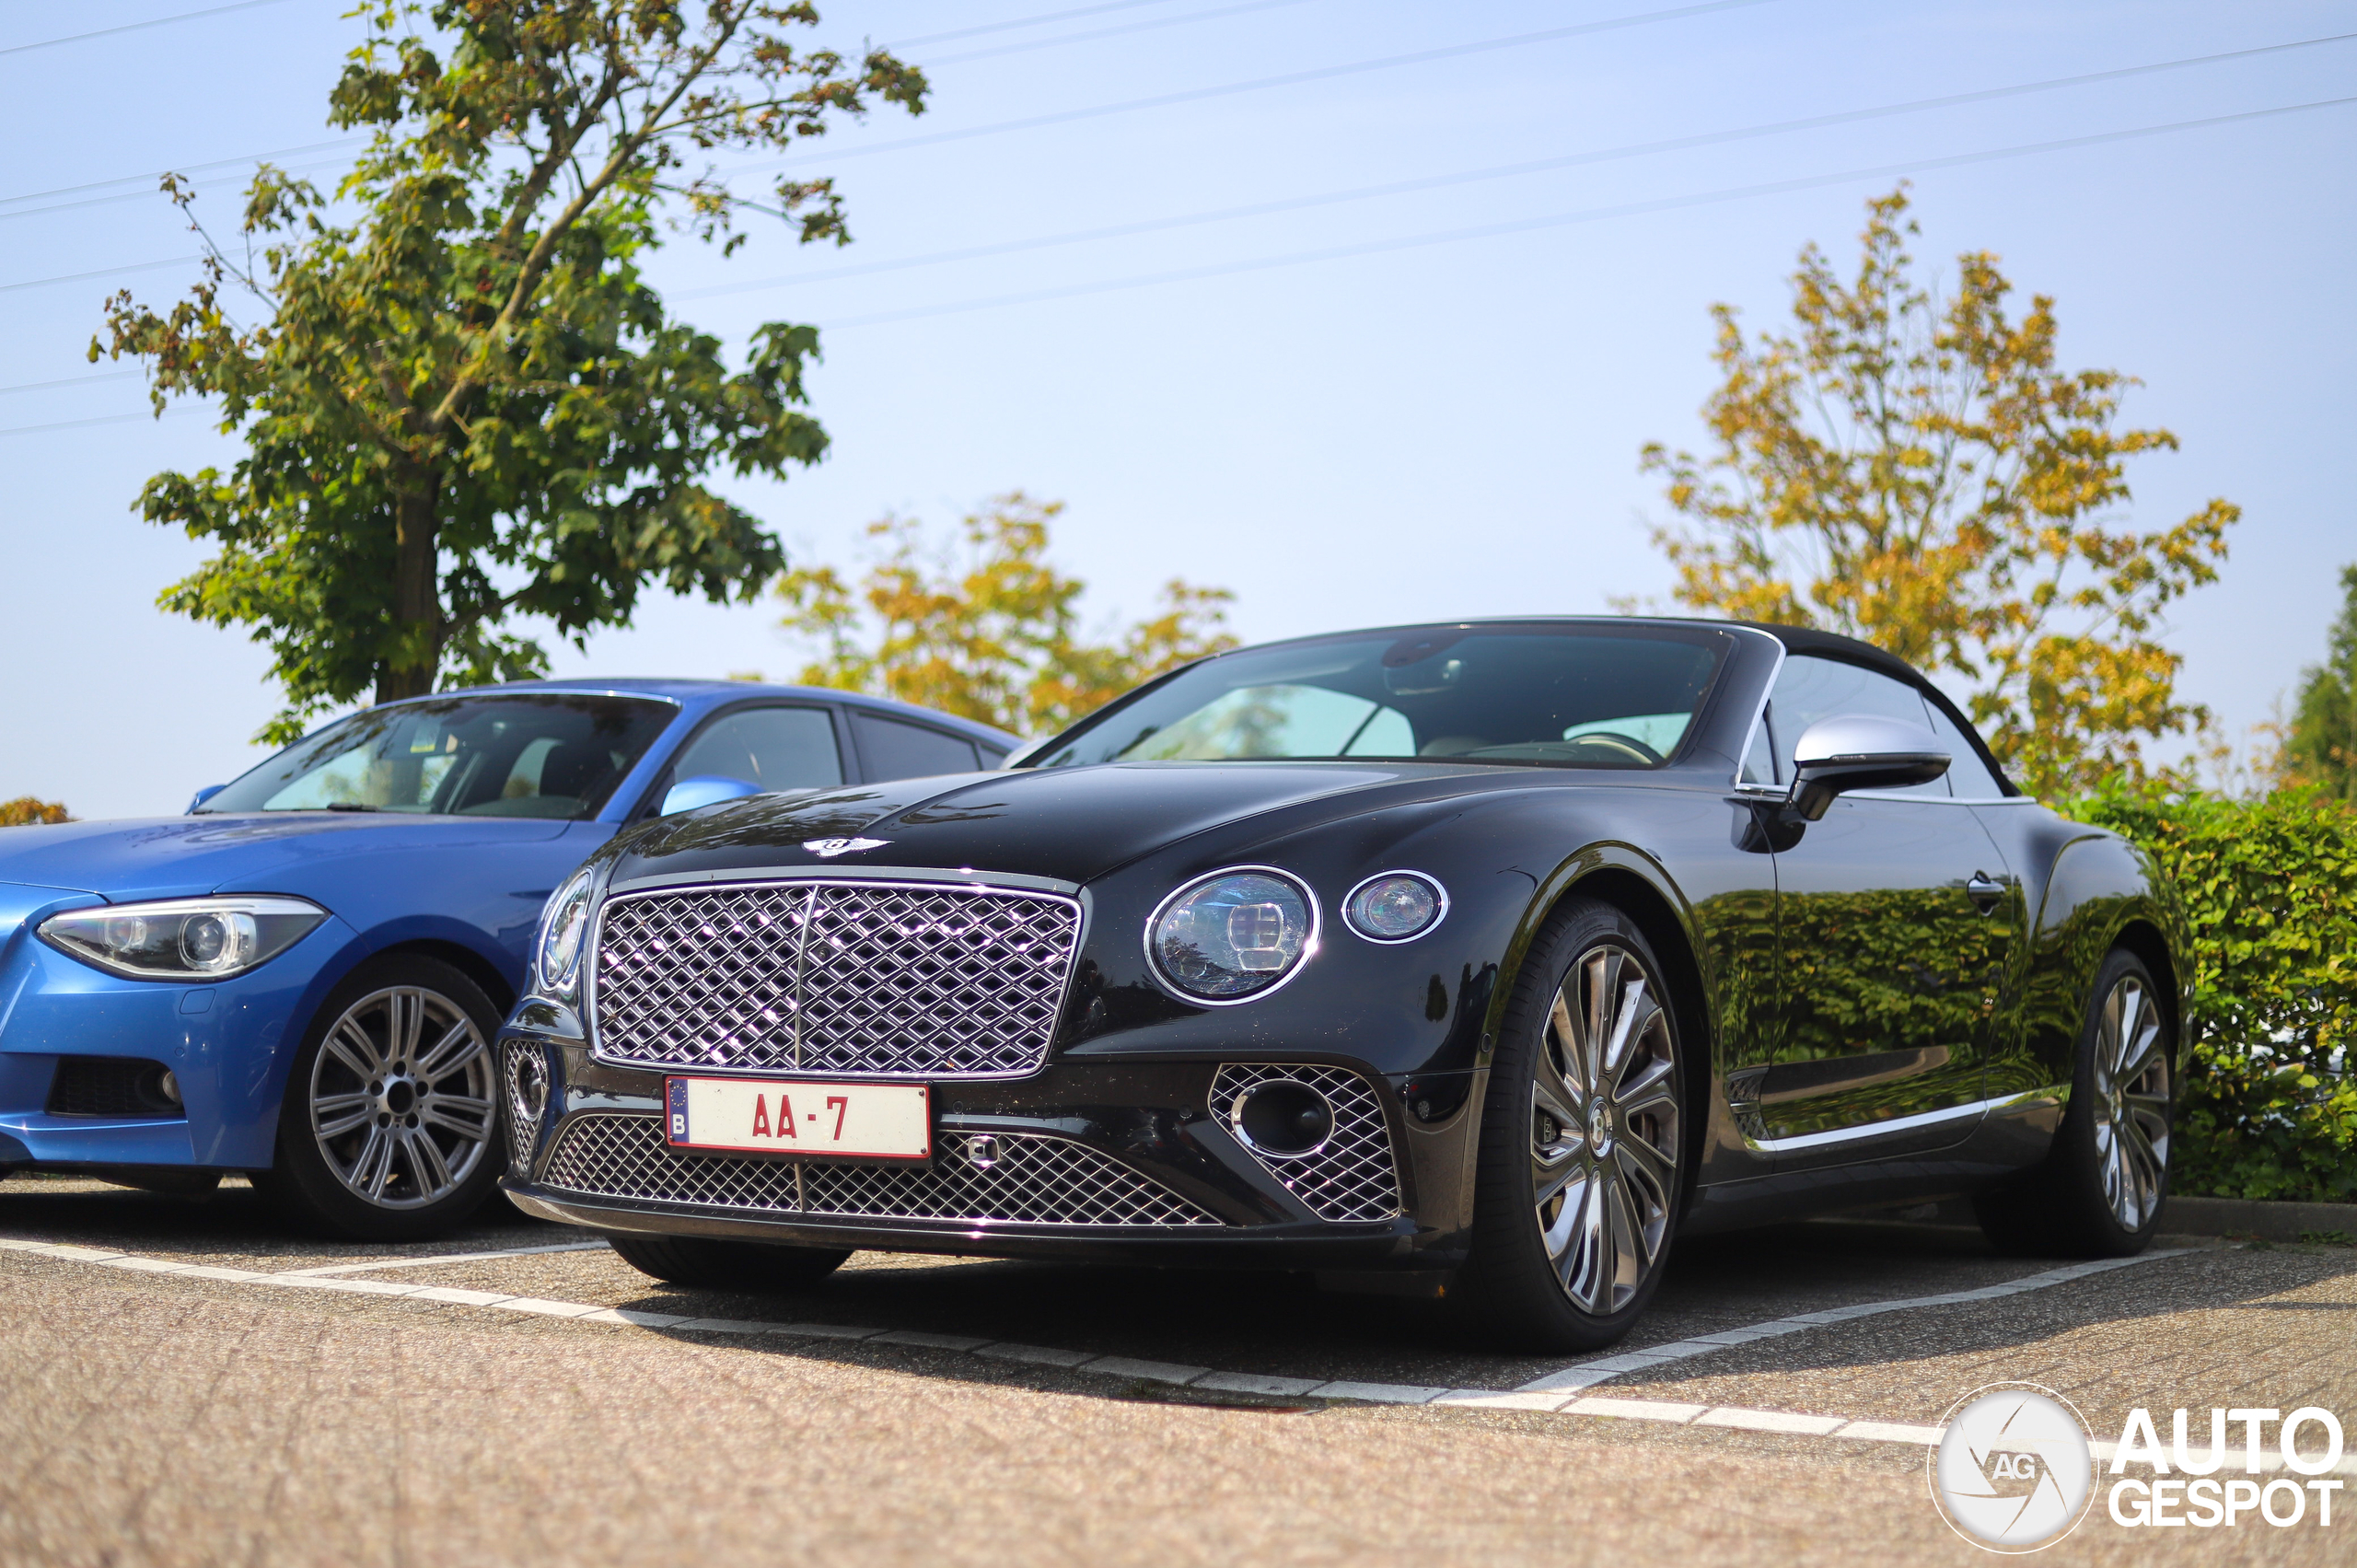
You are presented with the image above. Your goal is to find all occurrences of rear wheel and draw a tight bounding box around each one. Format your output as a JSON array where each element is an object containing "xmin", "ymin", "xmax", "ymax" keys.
[
  {"xmin": 263, "ymin": 955, "xmax": 504, "ymax": 1241},
  {"xmin": 1976, "ymin": 947, "xmax": 2173, "ymax": 1257},
  {"xmin": 606, "ymin": 1232, "xmax": 852, "ymax": 1291},
  {"xmin": 1458, "ymin": 899, "xmax": 1689, "ymax": 1351}
]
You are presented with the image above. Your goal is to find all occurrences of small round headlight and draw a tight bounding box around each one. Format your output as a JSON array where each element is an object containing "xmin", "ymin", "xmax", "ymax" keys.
[
  {"xmin": 1342, "ymin": 872, "xmax": 1446, "ymax": 943},
  {"xmin": 180, "ymin": 911, "xmax": 257, "ymax": 972},
  {"xmin": 1148, "ymin": 868, "xmax": 1317, "ymax": 1003}
]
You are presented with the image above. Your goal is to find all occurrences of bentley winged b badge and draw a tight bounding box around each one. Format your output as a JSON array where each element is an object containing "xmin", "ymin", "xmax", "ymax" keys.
[{"xmin": 802, "ymin": 837, "xmax": 889, "ymax": 858}]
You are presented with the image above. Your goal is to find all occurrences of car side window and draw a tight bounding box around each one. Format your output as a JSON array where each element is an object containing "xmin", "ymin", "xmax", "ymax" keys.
[
  {"xmin": 673, "ymin": 707, "xmax": 843, "ymax": 792},
  {"xmin": 852, "ymin": 712, "xmax": 982, "ymax": 781},
  {"xmin": 1764, "ymin": 654, "xmax": 1948, "ymax": 797},
  {"xmin": 1922, "ymin": 700, "xmax": 2009, "ymax": 798}
]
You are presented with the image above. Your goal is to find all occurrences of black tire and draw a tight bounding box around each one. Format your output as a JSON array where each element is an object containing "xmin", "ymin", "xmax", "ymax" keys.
[
  {"xmin": 264, "ymin": 954, "xmax": 505, "ymax": 1242},
  {"xmin": 606, "ymin": 1232, "xmax": 853, "ymax": 1291},
  {"xmin": 1976, "ymin": 947, "xmax": 2174, "ymax": 1258},
  {"xmin": 1457, "ymin": 898, "xmax": 1691, "ymax": 1352}
]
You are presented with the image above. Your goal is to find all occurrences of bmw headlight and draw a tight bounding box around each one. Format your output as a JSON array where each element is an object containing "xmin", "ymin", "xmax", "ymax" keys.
[
  {"xmin": 39, "ymin": 896, "xmax": 328, "ymax": 981},
  {"xmin": 1341, "ymin": 871, "xmax": 1448, "ymax": 943},
  {"xmin": 1146, "ymin": 867, "xmax": 1318, "ymax": 1003},
  {"xmin": 534, "ymin": 868, "xmax": 598, "ymax": 995}
]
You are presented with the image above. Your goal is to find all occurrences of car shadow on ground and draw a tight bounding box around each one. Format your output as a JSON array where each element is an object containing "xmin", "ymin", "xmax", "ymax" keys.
[{"xmin": 8, "ymin": 1173, "xmax": 2349, "ymax": 1400}]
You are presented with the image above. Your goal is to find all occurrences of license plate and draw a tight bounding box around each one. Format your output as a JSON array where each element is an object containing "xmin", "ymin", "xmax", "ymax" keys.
[{"xmin": 665, "ymin": 1077, "xmax": 931, "ymax": 1161}]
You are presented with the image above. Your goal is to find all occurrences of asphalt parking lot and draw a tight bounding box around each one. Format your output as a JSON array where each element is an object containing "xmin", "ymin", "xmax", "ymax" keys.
[{"xmin": 2, "ymin": 1175, "xmax": 2351, "ymax": 1568}]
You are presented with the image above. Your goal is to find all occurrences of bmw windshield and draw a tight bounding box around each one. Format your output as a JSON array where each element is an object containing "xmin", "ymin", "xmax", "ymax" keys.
[
  {"xmin": 196, "ymin": 694, "xmax": 676, "ymax": 819},
  {"xmin": 1028, "ymin": 624, "xmax": 1730, "ymax": 770}
]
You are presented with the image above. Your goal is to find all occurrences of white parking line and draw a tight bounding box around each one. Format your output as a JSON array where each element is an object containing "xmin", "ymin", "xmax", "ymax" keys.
[
  {"xmin": 14, "ymin": 1234, "xmax": 2341, "ymax": 1474},
  {"xmin": 1515, "ymin": 1250, "xmax": 2191, "ymax": 1393},
  {"xmin": 275, "ymin": 1241, "xmax": 612, "ymax": 1277}
]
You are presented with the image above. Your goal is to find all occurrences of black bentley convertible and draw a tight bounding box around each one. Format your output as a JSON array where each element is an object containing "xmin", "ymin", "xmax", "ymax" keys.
[{"xmin": 497, "ymin": 618, "xmax": 2184, "ymax": 1349}]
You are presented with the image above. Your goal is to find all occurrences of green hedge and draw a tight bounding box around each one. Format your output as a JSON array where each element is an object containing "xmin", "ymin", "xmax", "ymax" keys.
[{"xmin": 2067, "ymin": 784, "xmax": 2357, "ymax": 1202}]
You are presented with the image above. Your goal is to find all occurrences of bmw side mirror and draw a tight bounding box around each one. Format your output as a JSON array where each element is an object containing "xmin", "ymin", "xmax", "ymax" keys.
[
  {"xmin": 188, "ymin": 784, "xmax": 227, "ymax": 813},
  {"xmin": 660, "ymin": 774, "xmax": 763, "ymax": 816},
  {"xmin": 1787, "ymin": 714, "xmax": 1950, "ymax": 820}
]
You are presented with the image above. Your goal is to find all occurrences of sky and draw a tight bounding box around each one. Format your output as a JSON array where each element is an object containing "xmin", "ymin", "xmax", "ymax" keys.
[{"xmin": 3, "ymin": 0, "xmax": 2352, "ymax": 819}]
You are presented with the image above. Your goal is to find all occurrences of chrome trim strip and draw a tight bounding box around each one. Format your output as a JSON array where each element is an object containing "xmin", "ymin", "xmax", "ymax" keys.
[
  {"xmin": 1744, "ymin": 1091, "xmax": 2013, "ymax": 1155},
  {"xmin": 608, "ymin": 864, "xmax": 1082, "ymax": 898}
]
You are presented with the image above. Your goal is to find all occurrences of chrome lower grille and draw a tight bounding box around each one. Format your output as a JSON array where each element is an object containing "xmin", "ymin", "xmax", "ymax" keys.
[
  {"xmin": 540, "ymin": 1113, "xmax": 1223, "ymax": 1227},
  {"xmin": 1213, "ymin": 1064, "xmax": 1404, "ymax": 1223},
  {"xmin": 589, "ymin": 879, "xmax": 1082, "ymax": 1078}
]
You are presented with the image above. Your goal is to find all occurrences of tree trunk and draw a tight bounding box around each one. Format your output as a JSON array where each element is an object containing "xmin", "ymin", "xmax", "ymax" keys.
[{"xmin": 376, "ymin": 481, "xmax": 443, "ymax": 703}]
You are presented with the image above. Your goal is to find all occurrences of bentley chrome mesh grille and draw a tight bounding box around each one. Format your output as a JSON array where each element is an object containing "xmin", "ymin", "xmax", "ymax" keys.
[
  {"xmin": 1213, "ymin": 1063, "xmax": 1404, "ymax": 1223},
  {"xmin": 540, "ymin": 1112, "xmax": 1223, "ymax": 1227},
  {"xmin": 589, "ymin": 880, "xmax": 1082, "ymax": 1077}
]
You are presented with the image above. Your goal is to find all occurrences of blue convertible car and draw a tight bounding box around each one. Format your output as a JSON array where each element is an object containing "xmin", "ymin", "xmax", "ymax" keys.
[{"xmin": 0, "ymin": 679, "xmax": 1015, "ymax": 1237}]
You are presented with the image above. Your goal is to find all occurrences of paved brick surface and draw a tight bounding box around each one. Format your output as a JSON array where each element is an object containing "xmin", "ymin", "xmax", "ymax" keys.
[{"xmin": 2, "ymin": 1176, "xmax": 2351, "ymax": 1566}]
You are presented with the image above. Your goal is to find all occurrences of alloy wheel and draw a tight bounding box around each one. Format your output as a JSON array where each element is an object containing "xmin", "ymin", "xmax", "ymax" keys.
[
  {"xmin": 1529, "ymin": 942, "xmax": 1681, "ymax": 1315},
  {"xmin": 307, "ymin": 985, "xmax": 493, "ymax": 1210},
  {"xmin": 2091, "ymin": 973, "xmax": 2170, "ymax": 1230}
]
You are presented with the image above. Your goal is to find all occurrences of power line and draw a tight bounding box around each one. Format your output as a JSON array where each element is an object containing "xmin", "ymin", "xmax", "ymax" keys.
[
  {"xmin": 0, "ymin": 137, "xmax": 361, "ymax": 209},
  {"xmin": 780, "ymin": 0, "xmax": 1783, "ymax": 168},
  {"xmin": 0, "ymin": 255, "xmax": 202, "ymax": 295},
  {"xmin": 808, "ymin": 95, "xmax": 2357, "ymax": 331},
  {"xmin": 6, "ymin": 93, "xmax": 2344, "ymax": 441},
  {"xmin": 888, "ymin": 0, "xmax": 1190, "ymax": 51},
  {"xmin": 0, "ymin": 151, "xmax": 360, "ymax": 226},
  {"xmin": 923, "ymin": 0, "xmax": 1321, "ymax": 69},
  {"xmin": 0, "ymin": 0, "xmax": 303, "ymax": 58},
  {"xmin": 678, "ymin": 30, "xmax": 2357, "ymax": 303},
  {"xmin": 0, "ymin": 407, "xmax": 209, "ymax": 439},
  {"xmin": 0, "ymin": 368, "xmax": 142, "ymax": 396}
]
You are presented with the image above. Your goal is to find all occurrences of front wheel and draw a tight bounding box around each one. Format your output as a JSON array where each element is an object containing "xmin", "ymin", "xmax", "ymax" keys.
[
  {"xmin": 262, "ymin": 955, "xmax": 505, "ymax": 1241},
  {"xmin": 606, "ymin": 1232, "xmax": 852, "ymax": 1291},
  {"xmin": 1457, "ymin": 899, "xmax": 1689, "ymax": 1352},
  {"xmin": 1976, "ymin": 947, "xmax": 2173, "ymax": 1257}
]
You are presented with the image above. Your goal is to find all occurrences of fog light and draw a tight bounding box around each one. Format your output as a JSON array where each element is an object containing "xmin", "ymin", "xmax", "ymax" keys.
[
  {"xmin": 1230, "ymin": 1079, "xmax": 1334, "ymax": 1158},
  {"xmin": 157, "ymin": 1070, "xmax": 181, "ymax": 1108}
]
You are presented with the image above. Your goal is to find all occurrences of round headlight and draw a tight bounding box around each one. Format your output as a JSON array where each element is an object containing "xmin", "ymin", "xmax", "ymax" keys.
[
  {"xmin": 1147, "ymin": 868, "xmax": 1318, "ymax": 1003},
  {"xmin": 1342, "ymin": 871, "xmax": 1447, "ymax": 943},
  {"xmin": 536, "ymin": 870, "xmax": 597, "ymax": 993},
  {"xmin": 180, "ymin": 911, "xmax": 257, "ymax": 972}
]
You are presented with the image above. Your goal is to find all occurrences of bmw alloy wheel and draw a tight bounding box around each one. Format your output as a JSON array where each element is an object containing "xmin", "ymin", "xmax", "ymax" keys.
[
  {"xmin": 1528, "ymin": 940, "xmax": 1682, "ymax": 1315},
  {"xmin": 2091, "ymin": 971, "xmax": 2170, "ymax": 1231},
  {"xmin": 308, "ymin": 985, "xmax": 494, "ymax": 1209}
]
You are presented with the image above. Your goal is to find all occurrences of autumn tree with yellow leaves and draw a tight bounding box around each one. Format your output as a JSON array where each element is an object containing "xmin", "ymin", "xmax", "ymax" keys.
[
  {"xmin": 772, "ymin": 494, "xmax": 1235, "ymax": 736},
  {"xmin": 1639, "ymin": 187, "xmax": 2237, "ymax": 796}
]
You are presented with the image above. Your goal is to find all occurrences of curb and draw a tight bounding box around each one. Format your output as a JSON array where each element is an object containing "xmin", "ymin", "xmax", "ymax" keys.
[{"xmin": 2158, "ymin": 1194, "xmax": 2355, "ymax": 1242}]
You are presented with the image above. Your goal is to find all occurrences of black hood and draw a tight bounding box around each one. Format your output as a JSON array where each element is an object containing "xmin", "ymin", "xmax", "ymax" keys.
[{"xmin": 608, "ymin": 761, "xmax": 1525, "ymax": 887}]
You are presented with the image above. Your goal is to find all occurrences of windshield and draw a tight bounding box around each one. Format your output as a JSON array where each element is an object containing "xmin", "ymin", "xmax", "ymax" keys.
[
  {"xmin": 1028, "ymin": 626, "xmax": 1728, "ymax": 770},
  {"xmin": 198, "ymin": 694, "xmax": 677, "ymax": 818}
]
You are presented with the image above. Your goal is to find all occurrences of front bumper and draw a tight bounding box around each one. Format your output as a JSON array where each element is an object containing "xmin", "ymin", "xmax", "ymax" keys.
[
  {"xmin": 498, "ymin": 1026, "xmax": 1478, "ymax": 1271},
  {"xmin": 0, "ymin": 900, "xmax": 354, "ymax": 1171}
]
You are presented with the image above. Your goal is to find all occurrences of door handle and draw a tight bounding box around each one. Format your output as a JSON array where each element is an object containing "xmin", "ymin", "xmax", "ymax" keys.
[{"xmin": 1965, "ymin": 872, "xmax": 2008, "ymax": 912}]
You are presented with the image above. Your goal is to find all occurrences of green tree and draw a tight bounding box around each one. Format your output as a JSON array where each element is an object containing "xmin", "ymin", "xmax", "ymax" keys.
[
  {"xmin": 2283, "ymin": 564, "xmax": 2357, "ymax": 802},
  {"xmin": 95, "ymin": 2, "xmax": 925, "ymax": 741},
  {"xmin": 773, "ymin": 493, "xmax": 1237, "ymax": 735},
  {"xmin": 1638, "ymin": 186, "xmax": 2237, "ymax": 796}
]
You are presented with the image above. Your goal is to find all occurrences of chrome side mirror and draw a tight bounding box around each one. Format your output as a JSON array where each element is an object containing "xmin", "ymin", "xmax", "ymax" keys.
[
  {"xmin": 1787, "ymin": 714, "xmax": 1949, "ymax": 820},
  {"xmin": 660, "ymin": 774, "xmax": 762, "ymax": 816}
]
